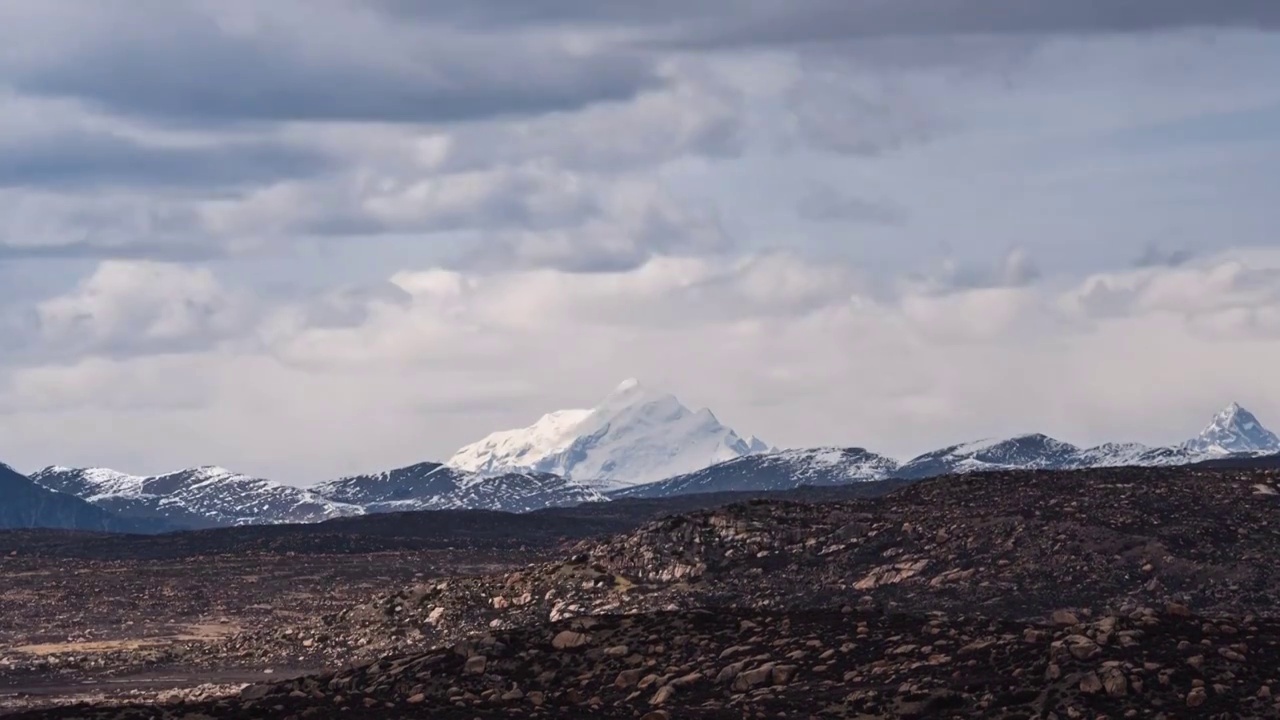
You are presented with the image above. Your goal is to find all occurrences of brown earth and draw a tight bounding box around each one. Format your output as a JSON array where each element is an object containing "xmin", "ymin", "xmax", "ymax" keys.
[{"xmin": 3, "ymin": 466, "xmax": 1279, "ymax": 718}]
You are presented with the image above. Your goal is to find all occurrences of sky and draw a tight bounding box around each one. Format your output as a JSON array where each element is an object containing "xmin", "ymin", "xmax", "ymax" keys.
[{"xmin": 2, "ymin": 1, "xmax": 1280, "ymax": 484}]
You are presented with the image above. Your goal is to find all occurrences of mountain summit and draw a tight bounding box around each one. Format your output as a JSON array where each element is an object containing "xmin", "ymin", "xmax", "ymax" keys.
[
  {"xmin": 447, "ymin": 379, "xmax": 770, "ymax": 490},
  {"xmin": 1183, "ymin": 402, "xmax": 1280, "ymax": 456}
]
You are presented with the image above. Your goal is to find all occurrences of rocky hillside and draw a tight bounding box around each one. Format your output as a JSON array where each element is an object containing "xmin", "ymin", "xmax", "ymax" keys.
[
  {"xmin": 180, "ymin": 464, "xmax": 1280, "ymax": 673},
  {"xmin": 7, "ymin": 465, "xmax": 1280, "ymax": 719},
  {"xmin": 18, "ymin": 600, "xmax": 1280, "ymax": 718},
  {"xmin": 210, "ymin": 606, "xmax": 1280, "ymax": 718}
]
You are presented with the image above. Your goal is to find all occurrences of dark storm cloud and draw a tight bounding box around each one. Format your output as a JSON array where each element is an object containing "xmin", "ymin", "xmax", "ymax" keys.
[
  {"xmin": 378, "ymin": 0, "xmax": 1280, "ymax": 44},
  {"xmin": 18, "ymin": 50, "xmax": 658, "ymax": 126},
  {"xmin": 663, "ymin": 0, "xmax": 1280, "ymax": 48},
  {"xmin": 10, "ymin": 1, "xmax": 1270, "ymax": 130},
  {"xmin": 0, "ymin": 241, "xmax": 226, "ymax": 263},
  {"xmin": 4, "ymin": 3, "xmax": 661, "ymax": 125},
  {"xmin": 0, "ymin": 132, "xmax": 335, "ymax": 190}
]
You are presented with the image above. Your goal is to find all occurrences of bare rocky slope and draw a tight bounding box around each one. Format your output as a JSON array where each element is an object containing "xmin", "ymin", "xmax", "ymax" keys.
[
  {"xmin": 17, "ymin": 605, "xmax": 1280, "ymax": 719},
  {"xmin": 8, "ymin": 465, "xmax": 1280, "ymax": 719},
  {"xmin": 249, "ymin": 464, "xmax": 1278, "ymax": 669}
]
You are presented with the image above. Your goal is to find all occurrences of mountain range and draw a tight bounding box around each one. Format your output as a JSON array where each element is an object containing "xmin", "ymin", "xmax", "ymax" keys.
[
  {"xmin": 4, "ymin": 382, "xmax": 1278, "ymax": 531},
  {"xmin": 313, "ymin": 461, "xmax": 605, "ymax": 514},
  {"xmin": 29, "ymin": 465, "xmax": 362, "ymax": 529}
]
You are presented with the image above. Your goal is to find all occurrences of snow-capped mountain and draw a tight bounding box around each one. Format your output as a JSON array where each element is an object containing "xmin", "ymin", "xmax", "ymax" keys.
[
  {"xmin": 894, "ymin": 434, "xmax": 1083, "ymax": 480},
  {"xmin": 448, "ymin": 379, "xmax": 771, "ymax": 491},
  {"xmin": 1183, "ymin": 402, "xmax": 1280, "ymax": 457},
  {"xmin": 611, "ymin": 401, "xmax": 1280, "ymax": 497},
  {"xmin": 313, "ymin": 461, "xmax": 605, "ymax": 513},
  {"xmin": 30, "ymin": 465, "xmax": 363, "ymax": 529},
  {"xmin": 892, "ymin": 402, "xmax": 1279, "ymax": 480},
  {"xmin": 610, "ymin": 447, "xmax": 899, "ymax": 499},
  {"xmin": 447, "ymin": 409, "xmax": 593, "ymax": 476},
  {"xmin": 1, "ymin": 462, "xmax": 170, "ymax": 533},
  {"xmin": 1071, "ymin": 442, "xmax": 1194, "ymax": 469},
  {"xmin": 15, "ymin": 400, "xmax": 1277, "ymax": 530}
]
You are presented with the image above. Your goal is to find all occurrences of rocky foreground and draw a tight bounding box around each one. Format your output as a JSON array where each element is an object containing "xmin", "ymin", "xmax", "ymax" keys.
[
  {"xmin": 4, "ymin": 465, "xmax": 1280, "ymax": 718},
  {"xmin": 11, "ymin": 604, "xmax": 1280, "ymax": 718},
  {"xmin": 212, "ymin": 465, "xmax": 1280, "ymax": 668}
]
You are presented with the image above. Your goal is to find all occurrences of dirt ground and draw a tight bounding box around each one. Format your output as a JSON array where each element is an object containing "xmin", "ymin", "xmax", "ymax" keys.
[{"xmin": 0, "ymin": 548, "xmax": 540, "ymax": 712}]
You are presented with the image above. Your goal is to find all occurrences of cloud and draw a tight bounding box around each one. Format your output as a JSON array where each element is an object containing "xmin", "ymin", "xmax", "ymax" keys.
[
  {"xmin": 1065, "ymin": 258, "xmax": 1280, "ymax": 324},
  {"xmin": 378, "ymin": 0, "xmax": 1280, "ymax": 39},
  {"xmin": 435, "ymin": 61, "xmax": 748, "ymax": 173},
  {"xmin": 197, "ymin": 165, "xmax": 733, "ymax": 273},
  {"xmin": 201, "ymin": 164, "xmax": 601, "ymax": 238},
  {"xmin": 0, "ymin": 4, "xmax": 1278, "ymax": 485},
  {"xmin": 6, "ymin": 249, "xmax": 1280, "ymax": 482},
  {"xmin": 902, "ymin": 248, "xmax": 1043, "ymax": 296},
  {"xmin": 797, "ymin": 185, "xmax": 907, "ymax": 225},
  {"xmin": 0, "ymin": 356, "xmax": 218, "ymax": 414},
  {"xmin": 458, "ymin": 180, "xmax": 733, "ymax": 272},
  {"xmin": 0, "ymin": 131, "xmax": 334, "ymax": 191},
  {"xmin": 30, "ymin": 261, "xmax": 260, "ymax": 358},
  {"xmin": 1133, "ymin": 244, "xmax": 1195, "ymax": 268},
  {"xmin": 784, "ymin": 63, "xmax": 949, "ymax": 155},
  {"xmin": 1, "ymin": 0, "xmax": 661, "ymax": 125},
  {"xmin": 649, "ymin": 0, "xmax": 1280, "ymax": 48},
  {"xmin": 0, "ymin": 190, "xmax": 227, "ymax": 262}
]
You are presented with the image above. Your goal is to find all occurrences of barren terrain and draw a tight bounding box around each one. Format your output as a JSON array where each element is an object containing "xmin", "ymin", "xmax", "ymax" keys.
[
  {"xmin": 3, "ymin": 468, "xmax": 1279, "ymax": 717},
  {"xmin": 1, "ymin": 485, "xmax": 900, "ymax": 712}
]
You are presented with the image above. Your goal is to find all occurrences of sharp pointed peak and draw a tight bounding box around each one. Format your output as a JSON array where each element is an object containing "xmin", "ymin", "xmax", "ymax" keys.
[
  {"xmin": 1208, "ymin": 401, "xmax": 1258, "ymax": 425},
  {"xmin": 1187, "ymin": 400, "xmax": 1279, "ymax": 455}
]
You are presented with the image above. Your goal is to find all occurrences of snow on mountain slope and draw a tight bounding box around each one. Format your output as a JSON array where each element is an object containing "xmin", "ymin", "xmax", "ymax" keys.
[
  {"xmin": 1, "ymin": 462, "xmax": 171, "ymax": 533},
  {"xmin": 1073, "ymin": 403, "xmax": 1278, "ymax": 469},
  {"xmin": 448, "ymin": 409, "xmax": 593, "ymax": 476},
  {"xmin": 24, "ymin": 400, "xmax": 1277, "ymax": 525},
  {"xmin": 895, "ymin": 433, "xmax": 1083, "ymax": 480},
  {"xmin": 314, "ymin": 461, "xmax": 605, "ymax": 513},
  {"xmin": 31, "ymin": 466, "xmax": 363, "ymax": 529},
  {"xmin": 447, "ymin": 379, "xmax": 770, "ymax": 490},
  {"xmin": 1182, "ymin": 402, "xmax": 1280, "ymax": 457},
  {"xmin": 610, "ymin": 447, "xmax": 898, "ymax": 499},
  {"xmin": 893, "ymin": 403, "xmax": 1279, "ymax": 480},
  {"xmin": 1072, "ymin": 442, "xmax": 1197, "ymax": 468}
]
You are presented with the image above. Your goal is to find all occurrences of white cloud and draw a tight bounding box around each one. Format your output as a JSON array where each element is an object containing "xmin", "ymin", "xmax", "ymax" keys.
[
  {"xmin": 33, "ymin": 261, "xmax": 259, "ymax": 356},
  {"xmin": 1, "ymin": 5, "xmax": 1279, "ymax": 485},
  {"xmin": 5, "ymin": 249, "xmax": 1280, "ymax": 482}
]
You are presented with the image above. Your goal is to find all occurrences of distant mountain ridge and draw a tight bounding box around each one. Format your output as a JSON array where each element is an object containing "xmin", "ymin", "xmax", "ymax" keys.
[
  {"xmin": 611, "ymin": 401, "xmax": 1280, "ymax": 498},
  {"xmin": 30, "ymin": 465, "xmax": 362, "ymax": 529},
  {"xmin": 0, "ymin": 463, "xmax": 171, "ymax": 533},
  {"xmin": 13, "ymin": 396, "xmax": 1279, "ymax": 529},
  {"xmin": 313, "ymin": 461, "xmax": 605, "ymax": 514},
  {"xmin": 609, "ymin": 447, "xmax": 898, "ymax": 499}
]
